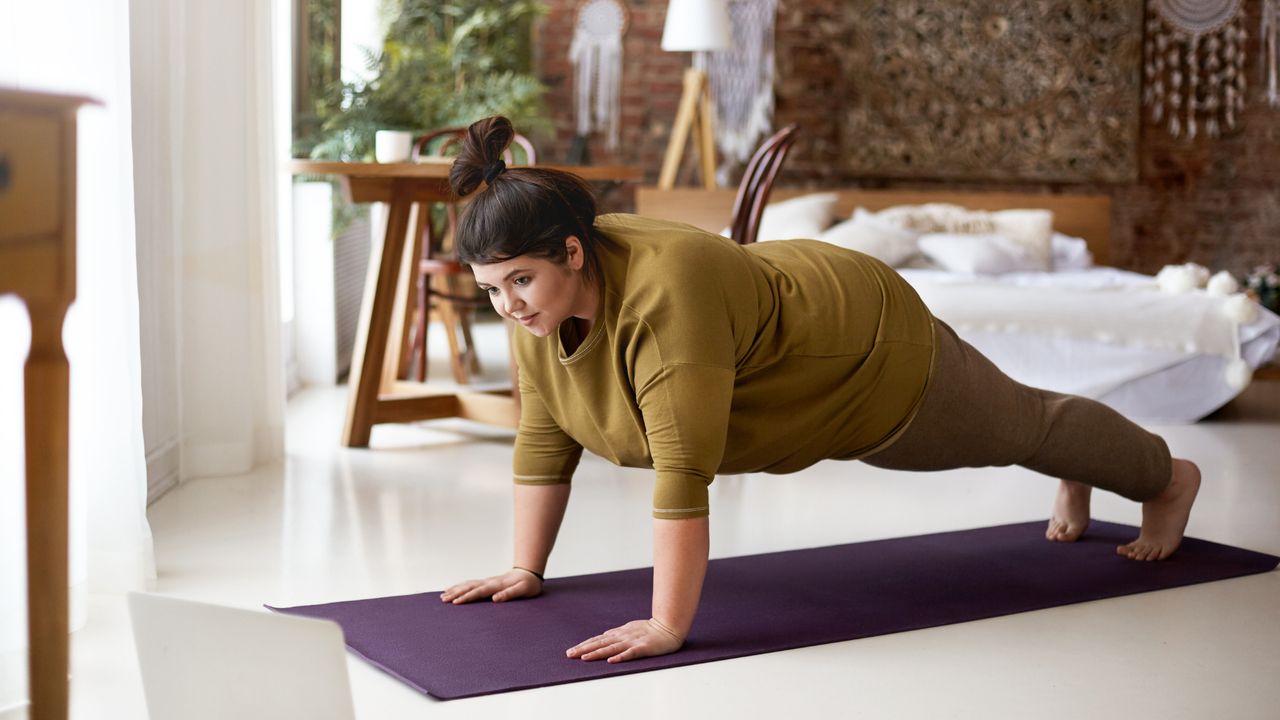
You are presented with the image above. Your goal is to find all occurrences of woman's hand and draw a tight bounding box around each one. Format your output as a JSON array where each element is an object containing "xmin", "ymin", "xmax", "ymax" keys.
[
  {"xmin": 440, "ymin": 568, "xmax": 543, "ymax": 604},
  {"xmin": 565, "ymin": 618, "xmax": 684, "ymax": 664}
]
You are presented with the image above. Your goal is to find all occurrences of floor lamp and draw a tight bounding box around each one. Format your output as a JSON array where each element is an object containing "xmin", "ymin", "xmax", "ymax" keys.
[{"xmin": 657, "ymin": 0, "xmax": 731, "ymax": 190}]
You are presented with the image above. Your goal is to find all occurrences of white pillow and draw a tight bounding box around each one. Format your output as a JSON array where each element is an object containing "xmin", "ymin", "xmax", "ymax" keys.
[
  {"xmin": 753, "ymin": 192, "xmax": 840, "ymax": 242},
  {"xmin": 989, "ymin": 209, "xmax": 1054, "ymax": 271},
  {"xmin": 818, "ymin": 207, "xmax": 920, "ymax": 266},
  {"xmin": 1050, "ymin": 232, "xmax": 1094, "ymax": 271},
  {"xmin": 918, "ymin": 233, "xmax": 1042, "ymax": 275},
  {"xmin": 875, "ymin": 205, "xmax": 1054, "ymax": 271},
  {"xmin": 875, "ymin": 203, "xmax": 993, "ymax": 234}
]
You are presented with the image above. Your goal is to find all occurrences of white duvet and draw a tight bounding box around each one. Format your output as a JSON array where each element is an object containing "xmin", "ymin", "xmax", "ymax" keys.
[{"xmin": 895, "ymin": 266, "xmax": 1280, "ymax": 424}]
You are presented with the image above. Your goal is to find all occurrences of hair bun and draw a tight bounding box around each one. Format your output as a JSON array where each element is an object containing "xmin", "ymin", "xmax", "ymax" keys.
[{"xmin": 449, "ymin": 116, "xmax": 515, "ymax": 198}]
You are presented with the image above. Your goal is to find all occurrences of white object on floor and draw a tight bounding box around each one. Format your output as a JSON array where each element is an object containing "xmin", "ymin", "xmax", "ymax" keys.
[
  {"xmin": 127, "ymin": 593, "xmax": 355, "ymax": 720},
  {"xmin": 293, "ymin": 182, "xmax": 338, "ymax": 386}
]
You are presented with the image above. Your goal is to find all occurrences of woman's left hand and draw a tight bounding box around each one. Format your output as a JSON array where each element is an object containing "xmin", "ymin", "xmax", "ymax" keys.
[{"xmin": 566, "ymin": 618, "xmax": 684, "ymax": 664}]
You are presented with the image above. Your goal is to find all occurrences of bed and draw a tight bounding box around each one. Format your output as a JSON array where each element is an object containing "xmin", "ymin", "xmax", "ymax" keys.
[{"xmin": 635, "ymin": 188, "xmax": 1280, "ymax": 424}]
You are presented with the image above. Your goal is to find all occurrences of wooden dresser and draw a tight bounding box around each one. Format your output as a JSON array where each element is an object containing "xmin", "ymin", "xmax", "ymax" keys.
[{"xmin": 0, "ymin": 87, "xmax": 95, "ymax": 720}]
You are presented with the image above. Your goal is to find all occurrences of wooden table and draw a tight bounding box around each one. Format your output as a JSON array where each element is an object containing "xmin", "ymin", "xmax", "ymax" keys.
[
  {"xmin": 1, "ymin": 88, "xmax": 96, "ymax": 720},
  {"xmin": 291, "ymin": 160, "xmax": 643, "ymax": 447}
]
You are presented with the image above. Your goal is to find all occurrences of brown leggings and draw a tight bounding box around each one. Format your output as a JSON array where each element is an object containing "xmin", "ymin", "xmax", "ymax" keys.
[{"xmin": 861, "ymin": 319, "xmax": 1173, "ymax": 502}]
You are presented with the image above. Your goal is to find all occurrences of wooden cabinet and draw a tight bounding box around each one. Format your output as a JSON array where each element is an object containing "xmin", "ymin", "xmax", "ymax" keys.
[
  {"xmin": 0, "ymin": 110, "xmax": 62, "ymax": 241},
  {"xmin": 0, "ymin": 87, "xmax": 96, "ymax": 720}
]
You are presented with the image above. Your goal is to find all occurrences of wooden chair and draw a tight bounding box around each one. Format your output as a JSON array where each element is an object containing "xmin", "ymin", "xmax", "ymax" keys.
[
  {"xmin": 727, "ymin": 124, "xmax": 798, "ymax": 245},
  {"xmin": 402, "ymin": 128, "xmax": 536, "ymax": 384}
]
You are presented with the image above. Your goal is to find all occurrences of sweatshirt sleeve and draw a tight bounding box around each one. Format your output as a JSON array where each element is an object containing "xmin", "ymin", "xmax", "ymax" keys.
[
  {"xmin": 626, "ymin": 239, "xmax": 746, "ymax": 520},
  {"xmin": 636, "ymin": 362, "xmax": 735, "ymax": 519},
  {"xmin": 511, "ymin": 374, "xmax": 583, "ymax": 486}
]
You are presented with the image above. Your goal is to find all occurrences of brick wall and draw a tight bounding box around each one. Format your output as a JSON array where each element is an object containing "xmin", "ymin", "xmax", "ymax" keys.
[{"xmin": 533, "ymin": 1, "xmax": 1279, "ymax": 275}]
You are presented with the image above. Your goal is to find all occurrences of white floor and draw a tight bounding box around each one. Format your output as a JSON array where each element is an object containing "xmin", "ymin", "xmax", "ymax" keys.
[{"xmin": 70, "ymin": 321, "xmax": 1280, "ymax": 719}]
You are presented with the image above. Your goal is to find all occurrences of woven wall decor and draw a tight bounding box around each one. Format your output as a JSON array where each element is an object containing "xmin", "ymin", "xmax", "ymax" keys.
[
  {"xmin": 1143, "ymin": 0, "xmax": 1247, "ymax": 139},
  {"xmin": 707, "ymin": 0, "xmax": 779, "ymax": 185},
  {"xmin": 843, "ymin": 0, "xmax": 1142, "ymax": 183}
]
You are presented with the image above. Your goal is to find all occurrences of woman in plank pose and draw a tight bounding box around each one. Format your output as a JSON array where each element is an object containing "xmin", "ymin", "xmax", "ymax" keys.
[{"xmin": 440, "ymin": 116, "xmax": 1201, "ymax": 664}]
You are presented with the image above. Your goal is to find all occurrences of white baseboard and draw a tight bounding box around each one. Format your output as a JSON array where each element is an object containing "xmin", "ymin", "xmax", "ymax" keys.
[{"xmin": 145, "ymin": 437, "xmax": 180, "ymax": 506}]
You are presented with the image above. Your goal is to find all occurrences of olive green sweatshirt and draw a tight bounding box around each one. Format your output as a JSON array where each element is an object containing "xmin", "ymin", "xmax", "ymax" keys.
[{"xmin": 511, "ymin": 213, "xmax": 936, "ymax": 519}]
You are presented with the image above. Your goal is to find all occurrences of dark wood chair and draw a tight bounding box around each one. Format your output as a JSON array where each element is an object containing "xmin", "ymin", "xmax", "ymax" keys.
[
  {"xmin": 727, "ymin": 124, "xmax": 798, "ymax": 245},
  {"xmin": 402, "ymin": 128, "xmax": 536, "ymax": 384}
]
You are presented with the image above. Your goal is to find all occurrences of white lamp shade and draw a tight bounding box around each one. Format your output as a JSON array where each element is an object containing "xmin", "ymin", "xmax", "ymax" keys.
[{"xmin": 661, "ymin": 0, "xmax": 732, "ymax": 52}]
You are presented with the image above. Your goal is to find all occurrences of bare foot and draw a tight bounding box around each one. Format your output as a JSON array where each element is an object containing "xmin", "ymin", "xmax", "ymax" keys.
[
  {"xmin": 1117, "ymin": 458, "xmax": 1201, "ymax": 561},
  {"xmin": 1046, "ymin": 479, "xmax": 1092, "ymax": 542}
]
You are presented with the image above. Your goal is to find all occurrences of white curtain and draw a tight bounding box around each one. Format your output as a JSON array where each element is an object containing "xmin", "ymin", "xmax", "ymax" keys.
[
  {"xmin": 0, "ymin": 0, "xmax": 155, "ymax": 714},
  {"xmin": 177, "ymin": 0, "xmax": 287, "ymax": 478}
]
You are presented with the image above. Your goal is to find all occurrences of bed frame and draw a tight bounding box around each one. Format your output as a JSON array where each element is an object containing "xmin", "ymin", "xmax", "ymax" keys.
[{"xmin": 635, "ymin": 187, "xmax": 1112, "ymax": 266}]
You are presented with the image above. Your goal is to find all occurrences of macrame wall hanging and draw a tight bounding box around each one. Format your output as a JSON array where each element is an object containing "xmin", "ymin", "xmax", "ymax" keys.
[
  {"xmin": 1144, "ymin": 0, "xmax": 1247, "ymax": 139},
  {"xmin": 1264, "ymin": 0, "xmax": 1280, "ymax": 106},
  {"xmin": 706, "ymin": 0, "xmax": 778, "ymax": 185},
  {"xmin": 569, "ymin": 0, "xmax": 628, "ymax": 152}
]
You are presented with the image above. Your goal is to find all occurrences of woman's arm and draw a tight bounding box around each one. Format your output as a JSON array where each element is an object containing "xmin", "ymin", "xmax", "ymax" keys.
[
  {"xmin": 652, "ymin": 516, "xmax": 709, "ymax": 639},
  {"xmin": 513, "ymin": 482, "xmax": 572, "ymax": 576},
  {"xmin": 566, "ymin": 515, "xmax": 709, "ymax": 663},
  {"xmin": 442, "ymin": 482, "xmax": 571, "ymax": 604}
]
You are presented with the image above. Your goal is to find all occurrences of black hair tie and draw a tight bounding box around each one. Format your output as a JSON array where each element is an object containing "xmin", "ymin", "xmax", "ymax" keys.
[{"xmin": 483, "ymin": 159, "xmax": 506, "ymax": 184}]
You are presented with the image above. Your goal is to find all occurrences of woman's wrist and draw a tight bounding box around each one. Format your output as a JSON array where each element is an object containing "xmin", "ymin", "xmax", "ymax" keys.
[
  {"xmin": 512, "ymin": 565, "xmax": 544, "ymax": 581},
  {"xmin": 647, "ymin": 616, "xmax": 685, "ymax": 642}
]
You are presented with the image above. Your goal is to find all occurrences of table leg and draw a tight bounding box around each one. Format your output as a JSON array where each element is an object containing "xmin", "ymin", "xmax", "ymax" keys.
[
  {"xmin": 25, "ymin": 302, "xmax": 70, "ymax": 720},
  {"xmin": 381, "ymin": 201, "xmax": 420, "ymax": 393},
  {"xmin": 396, "ymin": 202, "xmax": 430, "ymax": 380},
  {"xmin": 342, "ymin": 184, "xmax": 413, "ymax": 447}
]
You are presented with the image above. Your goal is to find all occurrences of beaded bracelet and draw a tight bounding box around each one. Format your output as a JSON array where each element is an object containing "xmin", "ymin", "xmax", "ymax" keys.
[{"xmin": 512, "ymin": 566, "xmax": 544, "ymax": 581}]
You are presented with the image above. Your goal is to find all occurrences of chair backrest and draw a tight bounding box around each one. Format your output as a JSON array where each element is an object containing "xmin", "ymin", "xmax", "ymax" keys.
[
  {"xmin": 410, "ymin": 127, "xmax": 537, "ymax": 165},
  {"xmin": 728, "ymin": 124, "xmax": 798, "ymax": 245}
]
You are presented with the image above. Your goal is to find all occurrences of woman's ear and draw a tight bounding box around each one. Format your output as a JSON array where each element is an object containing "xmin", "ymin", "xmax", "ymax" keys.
[{"xmin": 564, "ymin": 236, "xmax": 586, "ymax": 272}]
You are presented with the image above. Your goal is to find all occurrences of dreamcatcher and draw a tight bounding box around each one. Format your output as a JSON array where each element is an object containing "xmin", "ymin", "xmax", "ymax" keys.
[
  {"xmin": 707, "ymin": 0, "xmax": 778, "ymax": 184},
  {"xmin": 1144, "ymin": 0, "xmax": 1247, "ymax": 139},
  {"xmin": 569, "ymin": 0, "xmax": 629, "ymax": 152}
]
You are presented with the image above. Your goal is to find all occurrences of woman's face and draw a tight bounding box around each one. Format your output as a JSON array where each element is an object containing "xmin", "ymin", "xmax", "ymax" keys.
[{"xmin": 471, "ymin": 237, "xmax": 590, "ymax": 338}]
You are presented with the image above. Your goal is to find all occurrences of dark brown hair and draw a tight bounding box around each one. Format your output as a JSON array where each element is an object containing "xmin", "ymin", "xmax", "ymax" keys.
[{"xmin": 449, "ymin": 116, "xmax": 607, "ymax": 283}]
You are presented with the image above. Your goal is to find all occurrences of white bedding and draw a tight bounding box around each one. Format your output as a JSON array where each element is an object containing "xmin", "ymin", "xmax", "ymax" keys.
[
  {"xmin": 748, "ymin": 195, "xmax": 1277, "ymax": 422},
  {"xmin": 896, "ymin": 266, "xmax": 1280, "ymax": 424}
]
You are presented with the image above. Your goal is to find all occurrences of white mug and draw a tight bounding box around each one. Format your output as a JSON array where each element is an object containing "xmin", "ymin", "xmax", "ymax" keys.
[{"xmin": 374, "ymin": 130, "xmax": 413, "ymax": 163}]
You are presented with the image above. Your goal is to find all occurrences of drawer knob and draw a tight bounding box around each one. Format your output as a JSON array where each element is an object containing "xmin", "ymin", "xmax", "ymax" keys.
[{"xmin": 0, "ymin": 155, "xmax": 9, "ymax": 191}]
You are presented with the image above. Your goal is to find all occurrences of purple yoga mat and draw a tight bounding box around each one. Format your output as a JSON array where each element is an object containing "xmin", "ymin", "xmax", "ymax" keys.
[{"xmin": 269, "ymin": 520, "xmax": 1277, "ymax": 700}]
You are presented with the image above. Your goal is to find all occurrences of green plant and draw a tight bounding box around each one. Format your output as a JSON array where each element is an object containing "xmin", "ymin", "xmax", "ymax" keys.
[{"xmin": 298, "ymin": 0, "xmax": 550, "ymax": 163}]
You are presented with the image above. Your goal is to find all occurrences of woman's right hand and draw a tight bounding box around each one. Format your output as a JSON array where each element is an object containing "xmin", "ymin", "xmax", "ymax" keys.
[{"xmin": 440, "ymin": 568, "xmax": 543, "ymax": 604}]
